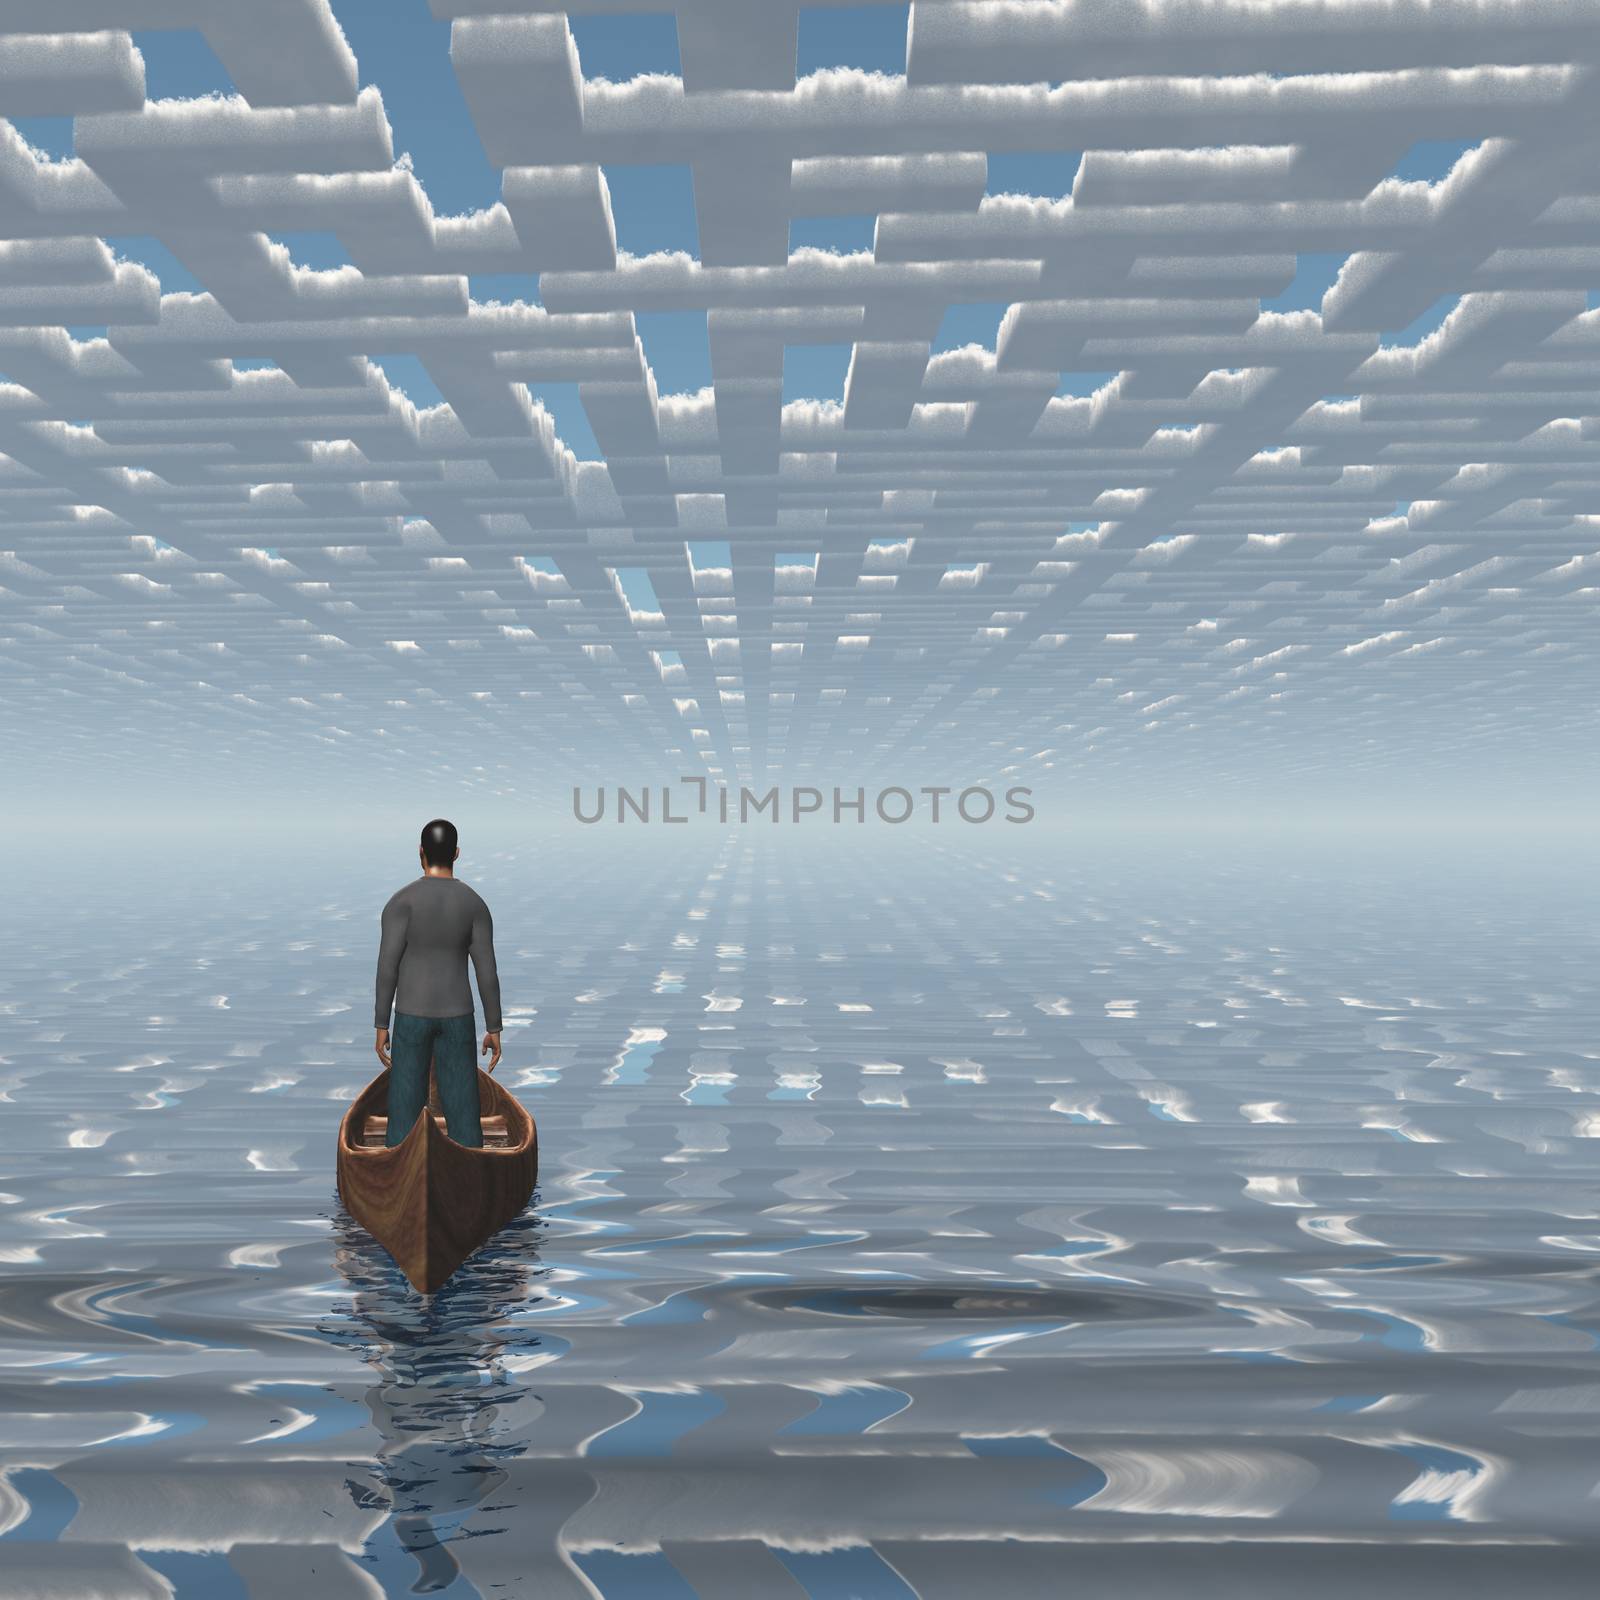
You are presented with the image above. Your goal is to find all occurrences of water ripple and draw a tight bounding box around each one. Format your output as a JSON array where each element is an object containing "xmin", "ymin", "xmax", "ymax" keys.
[{"xmin": 1, "ymin": 833, "xmax": 1598, "ymax": 1592}]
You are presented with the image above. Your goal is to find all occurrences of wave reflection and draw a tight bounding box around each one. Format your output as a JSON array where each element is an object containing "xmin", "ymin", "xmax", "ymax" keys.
[{"xmin": 314, "ymin": 1206, "xmax": 552, "ymax": 1594}]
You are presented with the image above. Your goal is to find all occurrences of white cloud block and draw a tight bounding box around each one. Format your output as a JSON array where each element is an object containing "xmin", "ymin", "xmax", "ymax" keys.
[{"xmin": 0, "ymin": 0, "xmax": 1595, "ymax": 795}]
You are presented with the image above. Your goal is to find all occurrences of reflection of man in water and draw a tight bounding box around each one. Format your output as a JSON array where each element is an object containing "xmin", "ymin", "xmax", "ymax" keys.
[
  {"xmin": 374, "ymin": 818, "xmax": 503, "ymax": 1148},
  {"xmin": 324, "ymin": 1207, "xmax": 549, "ymax": 1592}
]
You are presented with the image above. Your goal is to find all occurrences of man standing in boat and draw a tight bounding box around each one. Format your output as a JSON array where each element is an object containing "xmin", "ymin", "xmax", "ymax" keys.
[{"xmin": 374, "ymin": 818, "xmax": 503, "ymax": 1148}]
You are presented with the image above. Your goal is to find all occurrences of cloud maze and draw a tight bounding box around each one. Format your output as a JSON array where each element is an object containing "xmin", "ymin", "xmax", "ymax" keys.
[{"xmin": 2, "ymin": 0, "xmax": 1597, "ymax": 800}]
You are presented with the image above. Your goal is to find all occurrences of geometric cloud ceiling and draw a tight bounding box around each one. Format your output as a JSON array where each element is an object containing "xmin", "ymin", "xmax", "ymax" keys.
[{"xmin": 3, "ymin": 1, "xmax": 1598, "ymax": 810}]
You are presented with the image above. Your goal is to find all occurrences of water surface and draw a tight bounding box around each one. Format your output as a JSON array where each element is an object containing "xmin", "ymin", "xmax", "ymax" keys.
[{"xmin": 2, "ymin": 829, "xmax": 1598, "ymax": 1596}]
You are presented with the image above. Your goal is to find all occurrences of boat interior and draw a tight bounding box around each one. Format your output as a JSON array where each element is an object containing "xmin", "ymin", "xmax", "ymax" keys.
[{"xmin": 354, "ymin": 1112, "xmax": 514, "ymax": 1150}]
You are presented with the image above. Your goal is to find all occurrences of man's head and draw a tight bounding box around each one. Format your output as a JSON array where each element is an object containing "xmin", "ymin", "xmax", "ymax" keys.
[{"xmin": 420, "ymin": 818, "xmax": 460, "ymax": 869}]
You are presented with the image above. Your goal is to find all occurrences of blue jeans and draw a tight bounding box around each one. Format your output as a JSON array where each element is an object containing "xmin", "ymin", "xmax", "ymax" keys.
[{"xmin": 388, "ymin": 1010, "xmax": 482, "ymax": 1147}]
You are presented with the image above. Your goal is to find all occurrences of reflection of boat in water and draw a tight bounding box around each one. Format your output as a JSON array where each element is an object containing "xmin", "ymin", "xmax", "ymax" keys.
[
  {"xmin": 320, "ymin": 1206, "xmax": 551, "ymax": 1594},
  {"xmin": 335, "ymin": 1058, "xmax": 538, "ymax": 1292}
]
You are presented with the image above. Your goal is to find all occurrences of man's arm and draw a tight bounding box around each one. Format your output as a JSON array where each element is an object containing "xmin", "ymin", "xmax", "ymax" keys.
[
  {"xmin": 469, "ymin": 897, "xmax": 503, "ymax": 1034},
  {"xmin": 375, "ymin": 893, "xmax": 409, "ymax": 1030}
]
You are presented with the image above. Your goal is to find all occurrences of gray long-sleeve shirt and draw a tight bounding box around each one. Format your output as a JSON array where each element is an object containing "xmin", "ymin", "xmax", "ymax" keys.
[{"xmin": 374, "ymin": 876, "xmax": 503, "ymax": 1032}]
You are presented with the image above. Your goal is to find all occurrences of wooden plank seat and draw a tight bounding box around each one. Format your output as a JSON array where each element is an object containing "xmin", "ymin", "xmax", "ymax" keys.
[{"xmin": 359, "ymin": 1112, "xmax": 511, "ymax": 1149}]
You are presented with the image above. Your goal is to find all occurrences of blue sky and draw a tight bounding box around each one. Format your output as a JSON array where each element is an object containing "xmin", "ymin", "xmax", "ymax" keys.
[
  {"xmin": 3, "ymin": 14, "xmax": 1540, "ymax": 454},
  {"xmin": 18, "ymin": 3, "xmax": 921, "ymax": 450},
  {"xmin": 4, "ymin": 0, "xmax": 1595, "ymax": 825}
]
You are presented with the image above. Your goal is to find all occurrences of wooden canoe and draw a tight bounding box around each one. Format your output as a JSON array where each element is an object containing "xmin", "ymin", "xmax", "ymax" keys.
[{"xmin": 335, "ymin": 1055, "xmax": 538, "ymax": 1293}]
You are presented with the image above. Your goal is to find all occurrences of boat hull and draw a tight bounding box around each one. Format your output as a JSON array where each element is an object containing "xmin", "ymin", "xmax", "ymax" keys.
[{"xmin": 335, "ymin": 1064, "xmax": 538, "ymax": 1293}]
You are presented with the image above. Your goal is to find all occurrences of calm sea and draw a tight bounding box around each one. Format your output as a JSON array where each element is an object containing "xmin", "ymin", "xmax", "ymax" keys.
[{"xmin": 2, "ymin": 826, "xmax": 1598, "ymax": 1597}]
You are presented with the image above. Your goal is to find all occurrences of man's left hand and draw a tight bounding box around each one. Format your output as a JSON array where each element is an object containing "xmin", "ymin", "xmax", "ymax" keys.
[{"xmin": 481, "ymin": 1031, "xmax": 502, "ymax": 1073}]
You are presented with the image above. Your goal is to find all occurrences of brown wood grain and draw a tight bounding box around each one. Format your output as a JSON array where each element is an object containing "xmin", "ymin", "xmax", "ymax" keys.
[{"xmin": 335, "ymin": 1056, "xmax": 538, "ymax": 1293}]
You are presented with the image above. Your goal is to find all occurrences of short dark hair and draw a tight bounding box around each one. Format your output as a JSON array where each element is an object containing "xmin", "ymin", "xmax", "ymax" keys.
[{"xmin": 420, "ymin": 818, "xmax": 458, "ymax": 867}]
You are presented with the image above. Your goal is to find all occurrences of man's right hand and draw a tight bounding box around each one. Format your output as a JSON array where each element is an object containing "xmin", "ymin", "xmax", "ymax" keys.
[
  {"xmin": 481, "ymin": 1031, "xmax": 502, "ymax": 1074},
  {"xmin": 375, "ymin": 1028, "xmax": 391, "ymax": 1069}
]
